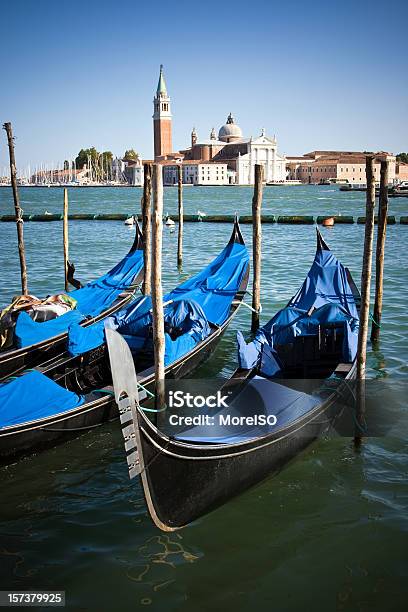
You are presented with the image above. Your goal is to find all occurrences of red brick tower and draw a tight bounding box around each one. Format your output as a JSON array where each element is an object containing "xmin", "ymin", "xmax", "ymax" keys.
[{"xmin": 153, "ymin": 65, "xmax": 172, "ymax": 159}]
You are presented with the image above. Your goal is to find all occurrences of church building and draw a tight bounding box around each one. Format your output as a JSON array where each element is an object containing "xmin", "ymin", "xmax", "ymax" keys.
[{"xmin": 153, "ymin": 66, "xmax": 286, "ymax": 185}]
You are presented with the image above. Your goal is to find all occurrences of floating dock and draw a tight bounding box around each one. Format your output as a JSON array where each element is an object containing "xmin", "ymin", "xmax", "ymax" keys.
[{"xmin": 0, "ymin": 213, "xmax": 407, "ymax": 224}]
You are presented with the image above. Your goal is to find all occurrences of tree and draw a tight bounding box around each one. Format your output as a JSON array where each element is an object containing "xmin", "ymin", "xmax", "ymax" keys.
[
  {"xmin": 396, "ymin": 153, "xmax": 408, "ymax": 163},
  {"xmin": 123, "ymin": 149, "xmax": 139, "ymax": 160},
  {"xmin": 75, "ymin": 147, "xmax": 99, "ymax": 169}
]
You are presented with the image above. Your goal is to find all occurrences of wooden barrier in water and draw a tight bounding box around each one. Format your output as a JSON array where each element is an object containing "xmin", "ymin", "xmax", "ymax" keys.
[
  {"xmin": 357, "ymin": 215, "xmax": 396, "ymax": 225},
  {"xmin": 1, "ymin": 213, "xmax": 408, "ymax": 224},
  {"xmin": 277, "ymin": 215, "xmax": 314, "ymax": 224}
]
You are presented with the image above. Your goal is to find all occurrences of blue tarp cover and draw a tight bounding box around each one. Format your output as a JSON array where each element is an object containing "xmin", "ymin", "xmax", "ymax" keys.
[
  {"xmin": 287, "ymin": 247, "xmax": 358, "ymax": 319},
  {"xmin": 237, "ymin": 241, "xmax": 358, "ymax": 369},
  {"xmin": 15, "ymin": 310, "xmax": 84, "ymax": 349},
  {"xmin": 14, "ymin": 240, "xmax": 144, "ymax": 349},
  {"xmin": 0, "ymin": 371, "xmax": 84, "ymax": 429},
  {"xmin": 68, "ymin": 239, "xmax": 249, "ymax": 364}
]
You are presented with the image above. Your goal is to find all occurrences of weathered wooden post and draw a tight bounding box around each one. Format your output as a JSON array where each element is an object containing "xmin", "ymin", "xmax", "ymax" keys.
[
  {"xmin": 151, "ymin": 164, "xmax": 166, "ymax": 410},
  {"xmin": 251, "ymin": 164, "xmax": 264, "ymax": 332},
  {"xmin": 141, "ymin": 163, "xmax": 152, "ymax": 295},
  {"xmin": 63, "ymin": 188, "xmax": 69, "ymax": 292},
  {"xmin": 3, "ymin": 122, "xmax": 28, "ymax": 295},
  {"xmin": 177, "ymin": 162, "xmax": 183, "ymax": 269},
  {"xmin": 355, "ymin": 155, "xmax": 376, "ymax": 445},
  {"xmin": 370, "ymin": 160, "xmax": 389, "ymax": 343}
]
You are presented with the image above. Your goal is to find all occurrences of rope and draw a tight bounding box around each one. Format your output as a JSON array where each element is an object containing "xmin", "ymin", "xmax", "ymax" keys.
[
  {"xmin": 93, "ymin": 382, "xmax": 167, "ymax": 413},
  {"xmin": 232, "ymin": 300, "xmax": 262, "ymax": 314},
  {"xmin": 369, "ymin": 313, "xmax": 381, "ymax": 328}
]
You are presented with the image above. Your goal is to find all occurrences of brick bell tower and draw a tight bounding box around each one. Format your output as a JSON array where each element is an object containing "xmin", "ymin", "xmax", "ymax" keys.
[{"xmin": 153, "ymin": 65, "xmax": 172, "ymax": 159}]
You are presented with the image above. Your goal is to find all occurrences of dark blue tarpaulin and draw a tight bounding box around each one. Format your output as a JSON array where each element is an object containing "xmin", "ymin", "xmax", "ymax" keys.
[
  {"xmin": 238, "ymin": 236, "xmax": 359, "ymax": 369},
  {"xmin": 0, "ymin": 371, "xmax": 84, "ymax": 429},
  {"xmin": 287, "ymin": 247, "xmax": 358, "ymax": 318},
  {"xmin": 67, "ymin": 238, "xmax": 249, "ymax": 364},
  {"xmin": 14, "ymin": 239, "xmax": 144, "ymax": 349}
]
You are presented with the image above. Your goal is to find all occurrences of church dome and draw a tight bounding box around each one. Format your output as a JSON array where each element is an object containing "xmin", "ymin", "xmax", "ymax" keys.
[{"xmin": 218, "ymin": 113, "xmax": 242, "ymax": 142}]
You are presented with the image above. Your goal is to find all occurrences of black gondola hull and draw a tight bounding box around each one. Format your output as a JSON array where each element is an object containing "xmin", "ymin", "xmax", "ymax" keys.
[{"xmin": 136, "ymin": 363, "xmax": 356, "ymax": 530}]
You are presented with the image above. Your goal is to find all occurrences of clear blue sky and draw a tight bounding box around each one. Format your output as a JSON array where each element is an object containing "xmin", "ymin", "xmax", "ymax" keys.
[{"xmin": 1, "ymin": 0, "xmax": 407, "ymax": 170}]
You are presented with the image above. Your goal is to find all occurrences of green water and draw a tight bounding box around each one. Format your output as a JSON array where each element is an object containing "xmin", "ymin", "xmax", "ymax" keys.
[{"xmin": 0, "ymin": 186, "xmax": 407, "ymax": 611}]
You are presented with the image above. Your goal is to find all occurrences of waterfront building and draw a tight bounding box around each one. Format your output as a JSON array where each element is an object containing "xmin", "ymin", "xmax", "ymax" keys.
[
  {"xmin": 122, "ymin": 157, "xmax": 144, "ymax": 186},
  {"xmin": 162, "ymin": 161, "xmax": 230, "ymax": 186},
  {"xmin": 152, "ymin": 66, "xmax": 286, "ymax": 184},
  {"xmin": 180, "ymin": 117, "xmax": 286, "ymax": 185},
  {"xmin": 286, "ymin": 151, "xmax": 397, "ymax": 184},
  {"xmin": 396, "ymin": 161, "xmax": 408, "ymax": 182}
]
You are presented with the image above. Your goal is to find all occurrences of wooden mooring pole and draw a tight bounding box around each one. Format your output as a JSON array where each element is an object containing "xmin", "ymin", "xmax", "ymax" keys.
[
  {"xmin": 251, "ymin": 164, "xmax": 264, "ymax": 332},
  {"xmin": 355, "ymin": 155, "xmax": 376, "ymax": 445},
  {"xmin": 177, "ymin": 163, "xmax": 183, "ymax": 269},
  {"xmin": 63, "ymin": 188, "xmax": 69, "ymax": 292},
  {"xmin": 370, "ymin": 160, "xmax": 389, "ymax": 343},
  {"xmin": 151, "ymin": 164, "xmax": 165, "ymax": 410},
  {"xmin": 3, "ymin": 122, "xmax": 28, "ymax": 295},
  {"xmin": 141, "ymin": 163, "xmax": 152, "ymax": 295}
]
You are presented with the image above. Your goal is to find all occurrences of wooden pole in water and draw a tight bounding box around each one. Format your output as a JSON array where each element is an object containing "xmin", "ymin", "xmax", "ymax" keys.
[
  {"xmin": 151, "ymin": 164, "xmax": 165, "ymax": 410},
  {"xmin": 370, "ymin": 160, "xmax": 389, "ymax": 343},
  {"xmin": 3, "ymin": 122, "xmax": 28, "ymax": 295},
  {"xmin": 141, "ymin": 163, "xmax": 152, "ymax": 295},
  {"xmin": 355, "ymin": 155, "xmax": 376, "ymax": 445},
  {"xmin": 357, "ymin": 155, "xmax": 376, "ymax": 379},
  {"xmin": 251, "ymin": 163, "xmax": 264, "ymax": 333},
  {"xmin": 63, "ymin": 188, "xmax": 69, "ymax": 292},
  {"xmin": 177, "ymin": 163, "xmax": 183, "ymax": 269}
]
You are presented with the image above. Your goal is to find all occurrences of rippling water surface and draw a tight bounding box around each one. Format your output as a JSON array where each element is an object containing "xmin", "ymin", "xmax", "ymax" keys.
[{"xmin": 0, "ymin": 186, "xmax": 407, "ymax": 611}]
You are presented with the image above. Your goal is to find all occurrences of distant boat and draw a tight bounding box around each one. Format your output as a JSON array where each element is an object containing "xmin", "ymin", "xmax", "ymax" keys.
[
  {"xmin": 267, "ymin": 180, "xmax": 302, "ymax": 186},
  {"xmin": 124, "ymin": 215, "xmax": 136, "ymax": 226},
  {"xmin": 165, "ymin": 215, "xmax": 175, "ymax": 227},
  {"xmin": 197, "ymin": 210, "xmax": 206, "ymax": 221}
]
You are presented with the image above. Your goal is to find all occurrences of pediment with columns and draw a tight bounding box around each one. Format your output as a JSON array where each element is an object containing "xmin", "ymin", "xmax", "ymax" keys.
[{"xmin": 251, "ymin": 133, "xmax": 277, "ymax": 146}]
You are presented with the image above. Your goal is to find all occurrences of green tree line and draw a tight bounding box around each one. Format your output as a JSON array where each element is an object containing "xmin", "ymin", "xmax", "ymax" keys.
[
  {"xmin": 396, "ymin": 153, "xmax": 408, "ymax": 163},
  {"xmin": 75, "ymin": 147, "xmax": 139, "ymax": 169}
]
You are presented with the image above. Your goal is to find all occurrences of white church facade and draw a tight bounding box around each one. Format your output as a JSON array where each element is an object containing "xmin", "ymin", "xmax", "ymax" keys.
[{"xmin": 235, "ymin": 131, "xmax": 286, "ymax": 185}]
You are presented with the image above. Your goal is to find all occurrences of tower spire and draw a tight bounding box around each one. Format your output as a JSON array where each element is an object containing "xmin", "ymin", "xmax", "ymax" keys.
[
  {"xmin": 153, "ymin": 65, "xmax": 172, "ymax": 159},
  {"xmin": 157, "ymin": 64, "xmax": 167, "ymax": 96}
]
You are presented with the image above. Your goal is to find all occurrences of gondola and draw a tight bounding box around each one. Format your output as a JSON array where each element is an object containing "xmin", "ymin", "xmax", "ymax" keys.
[
  {"xmin": 0, "ymin": 221, "xmax": 249, "ymax": 462},
  {"xmin": 0, "ymin": 223, "xmax": 144, "ymax": 381},
  {"xmin": 106, "ymin": 228, "xmax": 361, "ymax": 531}
]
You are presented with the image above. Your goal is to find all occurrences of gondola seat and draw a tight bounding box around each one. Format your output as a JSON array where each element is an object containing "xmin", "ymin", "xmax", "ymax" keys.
[{"xmin": 174, "ymin": 377, "xmax": 319, "ymax": 444}]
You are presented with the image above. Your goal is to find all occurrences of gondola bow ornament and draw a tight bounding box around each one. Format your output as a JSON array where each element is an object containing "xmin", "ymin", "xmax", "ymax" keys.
[{"xmin": 106, "ymin": 327, "xmax": 143, "ymax": 479}]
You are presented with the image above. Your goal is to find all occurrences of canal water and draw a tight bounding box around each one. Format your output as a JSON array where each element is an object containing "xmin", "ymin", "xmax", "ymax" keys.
[{"xmin": 0, "ymin": 186, "xmax": 407, "ymax": 611}]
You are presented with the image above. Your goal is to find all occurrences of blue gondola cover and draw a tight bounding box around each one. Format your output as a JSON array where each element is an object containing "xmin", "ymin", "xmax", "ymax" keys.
[
  {"xmin": 14, "ymin": 240, "xmax": 144, "ymax": 349},
  {"xmin": 67, "ymin": 239, "xmax": 249, "ymax": 363},
  {"xmin": 238, "ymin": 238, "xmax": 359, "ymax": 368},
  {"xmin": 0, "ymin": 371, "xmax": 84, "ymax": 429}
]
